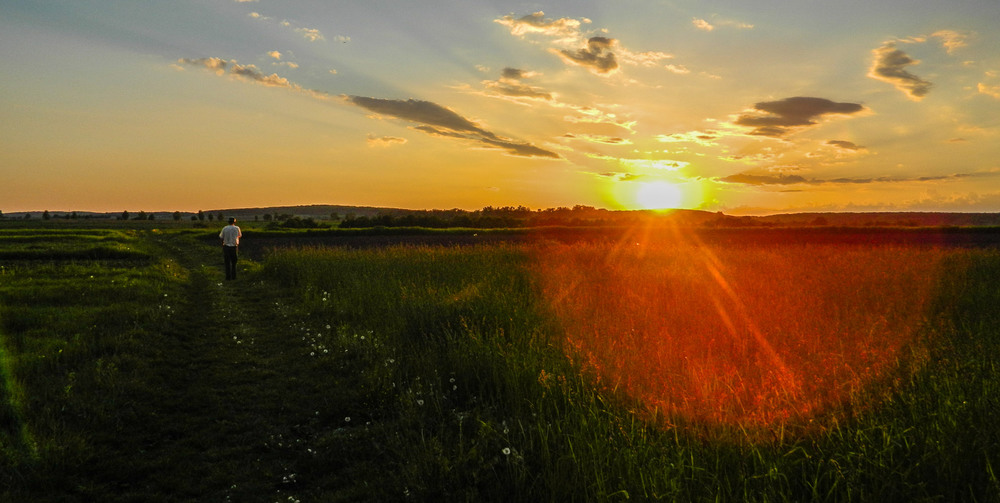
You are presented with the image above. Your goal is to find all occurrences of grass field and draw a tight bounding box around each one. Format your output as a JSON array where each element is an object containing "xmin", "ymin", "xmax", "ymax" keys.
[{"xmin": 1, "ymin": 224, "xmax": 998, "ymax": 501}]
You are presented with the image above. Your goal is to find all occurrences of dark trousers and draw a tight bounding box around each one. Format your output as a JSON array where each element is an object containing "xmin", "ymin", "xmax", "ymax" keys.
[{"xmin": 223, "ymin": 245, "xmax": 238, "ymax": 280}]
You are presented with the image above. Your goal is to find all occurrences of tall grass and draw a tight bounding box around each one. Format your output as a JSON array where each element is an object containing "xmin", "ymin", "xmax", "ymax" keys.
[{"xmin": 258, "ymin": 239, "xmax": 1000, "ymax": 501}]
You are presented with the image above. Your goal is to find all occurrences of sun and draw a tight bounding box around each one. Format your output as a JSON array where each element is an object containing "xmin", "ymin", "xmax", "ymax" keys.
[{"xmin": 635, "ymin": 181, "xmax": 683, "ymax": 210}]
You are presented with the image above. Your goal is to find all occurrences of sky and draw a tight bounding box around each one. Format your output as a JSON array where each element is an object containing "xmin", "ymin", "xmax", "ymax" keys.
[{"xmin": 2, "ymin": 0, "xmax": 1000, "ymax": 214}]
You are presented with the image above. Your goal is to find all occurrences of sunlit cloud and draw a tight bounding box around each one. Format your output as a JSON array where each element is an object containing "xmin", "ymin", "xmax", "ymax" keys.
[
  {"xmin": 931, "ymin": 30, "xmax": 970, "ymax": 54},
  {"xmin": 367, "ymin": 134, "xmax": 407, "ymax": 147},
  {"xmin": 693, "ymin": 18, "xmax": 714, "ymax": 31},
  {"xmin": 345, "ymin": 96, "xmax": 560, "ymax": 158},
  {"xmin": 267, "ymin": 50, "xmax": 282, "ymax": 60},
  {"xmin": 494, "ymin": 11, "xmax": 589, "ymax": 41},
  {"xmin": 657, "ymin": 130, "xmax": 720, "ymax": 146},
  {"xmin": 979, "ymin": 71, "xmax": 1000, "ymax": 99},
  {"xmin": 249, "ymin": 11, "xmax": 328, "ymax": 42},
  {"xmin": 178, "ymin": 57, "xmax": 296, "ymax": 88},
  {"xmin": 868, "ymin": 41, "xmax": 932, "ymax": 100},
  {"xmin": 733, "ymin": 97, "xmax": 865, "ymax": 137}
]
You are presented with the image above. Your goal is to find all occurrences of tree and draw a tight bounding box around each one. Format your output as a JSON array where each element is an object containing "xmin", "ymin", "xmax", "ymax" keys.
[
  {"xmin": 121, "ymin": 210, "xmax": 130, "ymax": 221},
  {"xmin": 173, "ymin": 211, "xmax": 182, "ymax": 221},
  {"xmin": 197, "ymin": 210, "xmax": 205, "ymax": 221},
  {"xmin": 43, "ymin": 210, "xmax": 51, "ymax": 220},
  {"xmin": 208, "ymin": 213, "xmax": 214, "ymax": 221}
]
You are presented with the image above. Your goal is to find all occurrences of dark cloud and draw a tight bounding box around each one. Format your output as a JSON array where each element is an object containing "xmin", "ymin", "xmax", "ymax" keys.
[
  {"xmin": 868, "ymin": 42, "xmax": 932, "ymax": 100},
  {"xmin": 347, "ymin": 96, "xmax": 560, "ymax": 158},
  {"xmin": 501, "ymin": 67, "xmax": 527, "ymax": 79},
  {"xmin": 734, "ymin": 97, "xmax": 865, "ymax": 137},
  {"xmin": 826, "ymin": 140, "xmax": 866, "ymax": 151},
  {"xmin": 721, "ymin": 171, "xmax": 981, "ymax": 186},
  {"xmin": 599, "ymin": 172, "xmax": 644, "ymax": 182},
  {"xmin": 720, "ymin": 173, "xmax": 807, "ymax": 185},
  {"xmin": 562, "ymin": 133, "xmax": 630, "ymax": 145},
  {"xmin": 557, "ymin": 36, "xmax": 619, "ymax": 74}
]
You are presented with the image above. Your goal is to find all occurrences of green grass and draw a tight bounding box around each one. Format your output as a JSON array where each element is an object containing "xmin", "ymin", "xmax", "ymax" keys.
[{"xmin": 0, "ymin": 226, "xmax": 998, "ymax": 501}]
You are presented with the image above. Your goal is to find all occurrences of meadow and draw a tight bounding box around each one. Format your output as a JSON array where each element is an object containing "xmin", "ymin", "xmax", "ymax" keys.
[{"xmin": 0, "ymin": 223, "xmax": 998, "ymax": 501}]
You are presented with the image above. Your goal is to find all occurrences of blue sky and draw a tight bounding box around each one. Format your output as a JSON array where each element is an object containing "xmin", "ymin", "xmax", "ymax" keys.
[{"xmin": 2, "ymin": 0, "xmax": 999, "ymax": 213}]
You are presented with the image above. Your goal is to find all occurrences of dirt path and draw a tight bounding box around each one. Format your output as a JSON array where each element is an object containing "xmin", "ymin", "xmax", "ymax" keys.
[{"xmin": 98, "ymin": 234, "xmax": 370, "ymax": 501}]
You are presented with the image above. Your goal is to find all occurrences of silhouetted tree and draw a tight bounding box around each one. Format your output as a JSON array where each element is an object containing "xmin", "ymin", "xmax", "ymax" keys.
[
  {"xmin": 43, "ymin": 210, "xmax": 51, "ymax": 220},
  {"xmin": 121, "ymin": 210, "xmax": 130, "ymax": 221},
  {"xmin": 197, "ymin": 210, "xmax": 205, "ymax": 221},
  {"xmin": 173, "ymin": 211, "xmax": 182, "ymax": 221}
]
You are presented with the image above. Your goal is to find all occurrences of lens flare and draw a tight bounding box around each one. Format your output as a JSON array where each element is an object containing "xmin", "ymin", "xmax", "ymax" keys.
[{"xmin": 530, "ymin": 224, "xmax": 942, "ymax": 432}]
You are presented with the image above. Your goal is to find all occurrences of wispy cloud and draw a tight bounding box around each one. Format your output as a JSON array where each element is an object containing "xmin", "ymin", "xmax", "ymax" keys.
[
  {"xmin": 931, "ymin": 30, "xmax": 970, "ymax": 54},
  {"xmin": 868, "ymin": 41, "xmax": 932, "ymax": 100},
  {"xmin": 826, "ymin": 140, "xmax": 866, "ymax": 151},
  {"xmin": 562, "ymin": 133, "xmax": 632, "ymax": 145},
  {"xmin": 345, "ymin": 96, "xmax": 560, "ymax": 158},
  {"xmin": 482, "ymin": 67, "xmax": 553, "ymax": 100},
  {"xmin": 733, "ymin": 97, "xmax": 865, "ymax": 137},
  {"xmin": 720, "ymin": 171, "xmax": 982, "ymax": 186},
  {"xmin": 367, "ymin": 134, "xmax": 407, "ymax": 147},
  {"xmin": 176, "ymin": 57, "xmax": 297, "ymax": 88},
  {"xmin": 248, "ymin": 11, "xmax": 329, "ymax": 42},
  {"xmin": 177, "ymin": 57, "xmax": 556, "ymax": 158},
  {"xmin": 693, "ymin": 16, "xmax": 754, "ymax": 31},
  {"xmin": 979, "ymin": 70, "xmax": 1000, "ymax": 99}
]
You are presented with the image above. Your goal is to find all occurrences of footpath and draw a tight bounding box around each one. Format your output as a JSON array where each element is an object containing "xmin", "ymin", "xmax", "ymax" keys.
[{"xmin": 99, "ymin": 234, "xmax": 371, "ymax": 502}]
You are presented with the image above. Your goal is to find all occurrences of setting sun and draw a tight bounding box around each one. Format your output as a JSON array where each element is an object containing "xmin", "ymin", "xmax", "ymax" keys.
[{"xmin": 635, "ymin": 181, "xmax": 684, "ymax": 210}]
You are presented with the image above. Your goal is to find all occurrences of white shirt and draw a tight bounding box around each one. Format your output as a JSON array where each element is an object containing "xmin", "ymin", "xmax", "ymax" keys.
[{"xmin": 219, "ymin": 224, "xmax": 242, "ymax": 246}]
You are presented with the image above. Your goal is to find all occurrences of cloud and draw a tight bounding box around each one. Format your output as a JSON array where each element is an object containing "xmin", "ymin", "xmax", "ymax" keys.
[
  {"xmin": 826, "ymin": 140, "xmax": 866, "ymax": 151},
  {"xmin": 367, "ymin": 134, "xmax": 407, "ymax": 147},
  {"xmin": 482, "ymin": 67, "xmax": 554, "ymax": 100},
  {"xmin": 657, "ymin": 130, "xmax": 720, "ymax": 146},
  {"xmin": 346, "ymin": 96, "xmax": 560, "ymax": 158},
  {"xmin": 267, "ymin": 50, "xmax": 282, "ymax": 60},
  {"xmin": 562, "ymin": 133, "xmax": 631, "ymax": 145},
  {"xmin": 555, "ymin": 36, "xmax": 619, "ymax": 74},
  {"xmin": 693, "ymin": 19, "xmax": 714, "ymax": 31},
  {"xmin": 497, "ymin": 12, "xmax": 674, "ymax": 76},
  {"xmin": 733, "ymin": 97, "xmax": 865, "ymax": 137},
  {"xmin": 720, "ymin": 173, "xmax": 807, "ymax": 185},
  {"xmin": 868, "ymin": 41, "xmax": 932, "ymax": 100},
  {"xmin": 178, "ymin": 57, "xmax": 298, "ymax": 88},
  {"xmin": 249, "ymin": 12, "xmax": 329, "ymax": 42},
  {"xmin": 177, "ymin": 57, "xmax": 228, "ymax": 74},
  {"xmin": 494, "ymin": 11, "xmax": 588, "ymax": 40},
  {"xmin": 931, "ymin": 30, "xmax": 969, "ymax": 54},
  {"xmin": 293, "ymin": 26, "xmax": 324, "ymax": 42},
  {"xmin": 720, "ymin": 170, "xmax": 981, "ymax": 186}
]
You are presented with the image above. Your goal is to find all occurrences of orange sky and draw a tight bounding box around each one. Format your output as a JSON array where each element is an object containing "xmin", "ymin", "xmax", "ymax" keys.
[{"xmin": 2, "ymin": 1, "xmax": 999, "ymax": 214}]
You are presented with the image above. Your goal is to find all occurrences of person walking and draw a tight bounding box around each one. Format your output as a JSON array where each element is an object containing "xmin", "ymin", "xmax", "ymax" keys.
[{"xmin": 219, "ymin": 217, "xmax": 242, "ymax": 280}]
